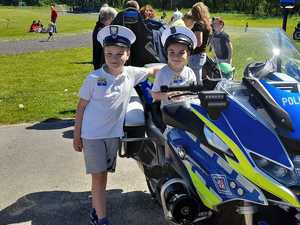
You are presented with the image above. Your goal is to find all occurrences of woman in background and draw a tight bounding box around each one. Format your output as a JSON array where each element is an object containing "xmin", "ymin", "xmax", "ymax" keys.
[
  {"xmin": 92, "ymin": 5, "xmax": 117, "ymax": 70},
  {"xmin": 189, "ymin": 2, "xmax": 211, "ymax": 84},
  {"xmin": 140, "ymin": 4, "xmax": 156, "ymax": 20}
]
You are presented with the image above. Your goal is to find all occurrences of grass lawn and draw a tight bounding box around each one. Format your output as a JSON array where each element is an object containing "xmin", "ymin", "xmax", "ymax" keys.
[
  {"xmin": 211, "ymin": 13, "xmax": 298, "ymax": 37},
  {"xmin": 1, "ymin": 7, "xmax": 300, "ymax": 124},
  {"xmin": 0, "ymin": 47, "xmax": 93, "ymax": 124},
  {"xmin": 0, "ymin": 6, "xmax": 97, "ymax": 40},
  {"xmin": 0, "ymin": 6, "xmax": 299, "ymax": 41},
  {"xmin": 156, "ymin": 10, "xmax": 298, "ymax": 39},
  {"xmin": 0, "ymin": 28, "xmax": 295, "ymax": 124}
]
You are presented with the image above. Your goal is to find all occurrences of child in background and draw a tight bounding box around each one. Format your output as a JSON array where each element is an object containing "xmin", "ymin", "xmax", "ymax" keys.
[
  {"xmin": 29, "ymin": 20, "xmax": 37, "ymax": 32},
  {"xmin": 210, "ymin": 17, "xmax": 233, "ymax": 64}
]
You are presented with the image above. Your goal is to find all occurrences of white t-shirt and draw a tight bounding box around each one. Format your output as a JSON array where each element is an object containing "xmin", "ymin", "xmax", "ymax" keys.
[
  {"xmin": 79, "ymin": 65, "xmax": 148, "ymax": 139},
  {"xmin": 152, "ymin": 65, "xmax": 196, "ymax": 105}
]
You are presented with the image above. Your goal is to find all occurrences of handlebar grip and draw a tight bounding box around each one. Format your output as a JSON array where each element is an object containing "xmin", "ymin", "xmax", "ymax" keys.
[{"xmin": 160, "ymin": 84, "xmax": 203, "ymax": 92}]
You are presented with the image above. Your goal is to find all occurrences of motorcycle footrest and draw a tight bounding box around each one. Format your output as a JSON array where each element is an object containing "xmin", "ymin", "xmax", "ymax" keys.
[{"xmin": 121, "ymin": 137, "xmax": 151, "ymax": 142}]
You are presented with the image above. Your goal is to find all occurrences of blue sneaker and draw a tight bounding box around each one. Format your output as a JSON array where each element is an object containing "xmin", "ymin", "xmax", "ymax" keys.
[
  {"xmin": 89, "ymin": 208, "xmax": 98, "ymax": 225},
  {"xmin": 98, "ymin": 217, "xmax": 109, "ymax": 225}
]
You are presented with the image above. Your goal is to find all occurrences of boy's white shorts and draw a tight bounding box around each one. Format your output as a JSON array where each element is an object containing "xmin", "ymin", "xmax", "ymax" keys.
[{"xmin": 82, "ymin": 138, "xmax": 120, "ymax": 174}]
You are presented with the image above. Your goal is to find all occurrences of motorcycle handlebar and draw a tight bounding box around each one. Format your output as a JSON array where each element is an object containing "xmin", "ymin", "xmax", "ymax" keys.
[{"xmin": 160, "ymin": 84, "xmax": 204, "ymax": 93}]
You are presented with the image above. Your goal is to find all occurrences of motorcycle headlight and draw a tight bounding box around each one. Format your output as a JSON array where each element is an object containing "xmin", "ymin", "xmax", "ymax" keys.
[{"xmin": 251, "ymin": 153, "xmax": 299, "ymax": 187}]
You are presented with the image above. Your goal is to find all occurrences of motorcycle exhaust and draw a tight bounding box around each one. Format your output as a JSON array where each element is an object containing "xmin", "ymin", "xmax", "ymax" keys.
[{"xmin": 160, "ymin": 178, "xmax": 199, "ymax": 224}]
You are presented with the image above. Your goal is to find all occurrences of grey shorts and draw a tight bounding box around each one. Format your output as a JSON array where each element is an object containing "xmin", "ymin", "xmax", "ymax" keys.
[{"xmin": 82, "ymin": 138, "xmax": 120, "ymax": 174}]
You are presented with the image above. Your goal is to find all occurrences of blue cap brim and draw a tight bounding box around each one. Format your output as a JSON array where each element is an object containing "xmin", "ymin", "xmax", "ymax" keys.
[{"xmin": 103, "ymin": 36, "xmax": 131, "ymax": 48}]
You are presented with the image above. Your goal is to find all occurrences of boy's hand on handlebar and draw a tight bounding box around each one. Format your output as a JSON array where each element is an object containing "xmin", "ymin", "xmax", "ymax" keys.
[{"xmin": 168, "ymin": 91, "xmax": 184, "ymax": 101}]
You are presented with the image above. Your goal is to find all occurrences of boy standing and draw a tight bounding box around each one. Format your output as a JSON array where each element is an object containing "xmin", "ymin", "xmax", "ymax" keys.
[
  {"xmin": 73, "ymin": 25, "xmax": 161, "ymax": 225},
  {"xmin": 151, "ymin": 26, "xmax": 197, "ymax": 105},
  {"xmin": 50, "ymin": 3, "xmax": 58, "ymax": 33},
  {"xmin": 210, "ymin": 17, "xmax": 233, "ymax": 64}
]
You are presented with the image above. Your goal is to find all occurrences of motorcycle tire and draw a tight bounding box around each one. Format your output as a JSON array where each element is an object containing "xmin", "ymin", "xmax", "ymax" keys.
[{"xmin": 145, "ymin": 177, "xmax": 162, "ymax": 206}]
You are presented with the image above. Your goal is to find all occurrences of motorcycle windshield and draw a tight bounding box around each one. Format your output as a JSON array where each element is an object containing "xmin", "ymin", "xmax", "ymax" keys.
[{"xmin": 219, "ymin": 27, "xmax": 300, "ymax": 141}]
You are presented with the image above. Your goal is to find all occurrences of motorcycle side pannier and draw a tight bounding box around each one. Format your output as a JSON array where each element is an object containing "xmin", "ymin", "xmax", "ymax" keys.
[{"xmin": 122, "ymin": 94, "xmax": 146, "ymax": 158}]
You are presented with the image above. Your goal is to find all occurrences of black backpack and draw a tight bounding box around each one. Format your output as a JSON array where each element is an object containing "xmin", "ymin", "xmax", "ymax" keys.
[{"xmin": 112, "ymin": 9, "xmax": 166, "ymax": 66}]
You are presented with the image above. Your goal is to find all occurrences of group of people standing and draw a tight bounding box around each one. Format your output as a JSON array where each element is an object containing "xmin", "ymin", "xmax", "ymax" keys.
[
  {"xmin": 92, "ymin": 1, "xmax": 233, "ymax": 83},
  {"xmin": 74, "ymin": 2, "xmax": 233, "ymax": 225}
]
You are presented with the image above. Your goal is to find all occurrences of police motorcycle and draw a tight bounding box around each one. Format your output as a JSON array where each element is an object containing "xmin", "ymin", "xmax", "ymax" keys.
[
  {"xmin": 122, "ymin": 27, "xmax": 300, "ymax": 225},
  {"xmin": 293, "ymin": 21, "xmax": 300, "ymax": 41}
]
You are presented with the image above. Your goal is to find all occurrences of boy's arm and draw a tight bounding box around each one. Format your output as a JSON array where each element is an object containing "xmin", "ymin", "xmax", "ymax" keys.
[
  {"xmin": 73, "ymin": 98, "xmax": 89, "ymax": 152},
  {"xmin": 152, "ymin": 91, "xmax": 168, "ymax": 101},
  {"xmin": 226, "ymin": 41, "xmax": 233, "ymax": 64},
  {"xmin": 152, "ymin": 91, "xmax": 183, "ymax": 102},
  {"xmin": 195, "ymin": 31, "xmax": 203, "ymax": 47},
  {"xmin": 145, "ymin": 64, "xmax": 165, "ymax": 76}
]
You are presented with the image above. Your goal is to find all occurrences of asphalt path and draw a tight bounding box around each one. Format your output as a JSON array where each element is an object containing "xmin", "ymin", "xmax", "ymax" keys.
[
  {"xmin": 0, "ymin": 32, "xmax": 92, "ymax": 55},
  {"xmin": 0, "ymin": 120, "xmax": 165, "ymax": 225}
]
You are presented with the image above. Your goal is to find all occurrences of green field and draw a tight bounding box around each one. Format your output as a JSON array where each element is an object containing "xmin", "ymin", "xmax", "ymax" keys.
[
  {"xmin": 0, "ymin": 47, "xmax": 92, "ymax": 124},
  {"xmin": 0, "ymin": 6, "xmax": 97, "ymax": 40},
  {"xmin": 1, "ymin": 6, "xmax": 300, "ymax": 124},
  {"xmin": 0, "ymin": 6, "xmax": 299, "ymax": 40}
]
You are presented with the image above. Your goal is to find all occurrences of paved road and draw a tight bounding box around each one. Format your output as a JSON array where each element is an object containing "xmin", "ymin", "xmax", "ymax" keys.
[
  {"xmin": 0, "ymin": 120, "xmax": 165, "ymax": 225},
  {"xmin": 0, "ymin": 32, "xmax": 92, "ymax": 55}
]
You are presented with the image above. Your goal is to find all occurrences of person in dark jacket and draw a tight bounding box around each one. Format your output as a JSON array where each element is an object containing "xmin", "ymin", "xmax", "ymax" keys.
[{"xmin": 92, "ymin": 5, "xmax": 117, "ymax": 70}]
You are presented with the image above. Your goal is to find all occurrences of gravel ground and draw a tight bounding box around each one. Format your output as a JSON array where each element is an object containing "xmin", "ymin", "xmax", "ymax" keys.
[{"xmin": 0, "ymin": 32, "xmax": 92, "ymax": 55}]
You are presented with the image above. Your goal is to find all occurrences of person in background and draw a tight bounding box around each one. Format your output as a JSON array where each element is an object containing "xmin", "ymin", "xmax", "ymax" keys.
[
  {"xmin": 245, "ymin": 22, "xmax": 249, "ymax": 32},
  {"xmin": 183, "ymin": 11, "xmax": 195, "ymax": 29},
  {"xmin": 140, "ymin": 4, "xmax": 156, "ymax": 20},
  {"xmin": 50, "ymin": 3, "xmax": 58, "ymax": 33},
  {"xmin": 47, "ymin": 22, "xmax": 55, "ymax": 41},
  {"xmin": 36, "ymin": 20, "xmax": 43, "ymax": 32},
  {"xmin": 210, "ymin": 17, "xmax": 233, "ymax": 64},
  {"xmin": 188, "ymin": 2, "xmax": 212, "ymax": 84},
  {"xmin": 92, "ymin": 5, "xmax": 117, "ymax": 70},
  {"xmin": 170, "ymin": 8, "xmax": 185, "ymax": 27},
  {"xmin": 125, "ymin": 0, "xmax": 140, "ymax": 10},
  {"xmin": 29, "ymin": 20, "xmax": 37, "ymax": 32}
]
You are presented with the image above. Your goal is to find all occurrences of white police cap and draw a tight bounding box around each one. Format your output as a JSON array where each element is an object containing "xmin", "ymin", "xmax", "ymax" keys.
[
  {"xmin": 97, "ymin": 25, "xmax": 136, "ymax": 48},
  {"xmin": 161, "ymin": 26, "xmax": 197, "ymax": 50}
]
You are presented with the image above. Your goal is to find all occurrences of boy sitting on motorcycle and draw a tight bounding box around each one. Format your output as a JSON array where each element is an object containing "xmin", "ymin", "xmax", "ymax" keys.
[
  {"xmin": 151, "ymin": 26, "xmax": 198, "ymax": 106},
  {"xmin": 73, "ymin": 25, "xmax": 161, "ymax": 225},
  {"xmin": 151, "ymin": 26, "xmax": 198, "ymax": 162}
]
